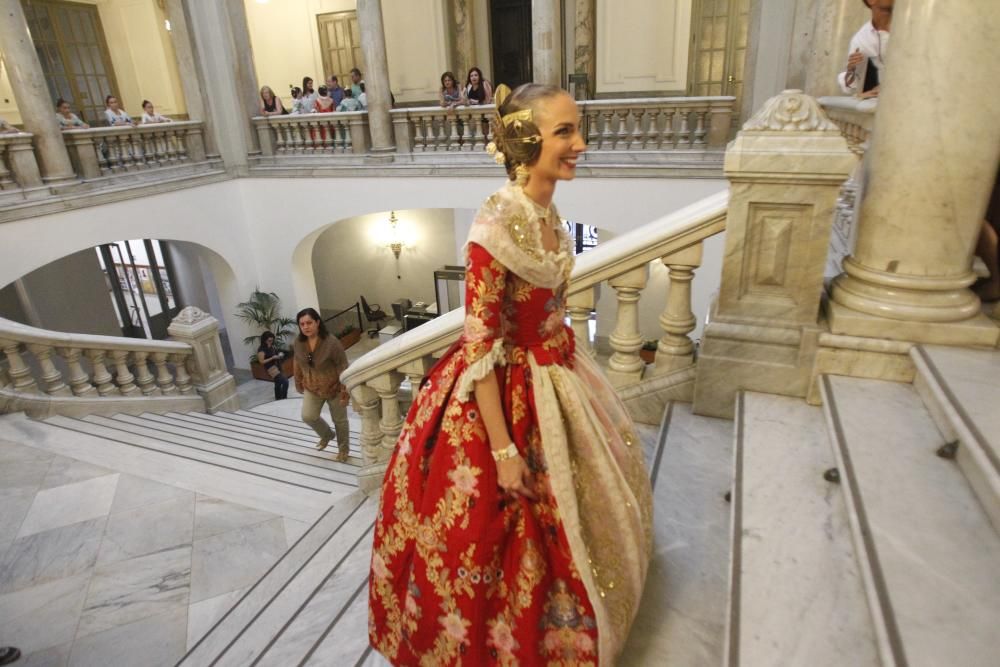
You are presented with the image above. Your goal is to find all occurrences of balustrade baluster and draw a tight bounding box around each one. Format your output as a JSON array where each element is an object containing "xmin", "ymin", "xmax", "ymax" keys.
[
  {"xmin": 655, "ymin": 242, "xmax": 703, "ymax": 374},
  {"xmin": 305, "ymin": 121, "xmax": 318, "ymax": 152},
  {"xmin": 58, "ymin": 347, "xmax": 96, "ymax": 396},
  {"xmin": 463, "ymin": 114, "xmax": 477, "ymax": 152},
  {"xmin": 26, "ymin": 344, "xmax": 70, "ymax": 396},
  {"xmin": 291, "ymin": 124, "xmax": 305, "ymax": 152},
  {"xmin": 677, "ymin": 111, "xmax": 692, "ymax": 147},
  {"xmin": 413, "ymin": 115, "xmax": 426, "ymax": 152},
  {"xmin": 445, "ymin": 114, "xmax": 460, "ymax": 151},
  {"xmin": 109, "ymin": 349, "xmax": 138, "ymax": 395},
  {"xmin": 319, "ymin": 120, "xmax": 334, "ymax": 153},
  {"xmin": 121, "ymin": 135, "xmax": 138, "ymax": 170},
  {"xmin": 170, "ymin": 353, "xmax": 193, "ymax": 394},
  {"xmin": 163, "ymin": 130, "xmax": 178, "ymax": 162},
  {"xmin": 645, "ymin": 109, "xmax": 662, "ymax": 150},
  {"xmin": 663, "ymin": 110, "xmax": 677, "ymax": 149},
  {"xmin": 0, "ymin": 339, "xmax": 39, "ymax": 393},
  {"xmin": 85, "ymin": 349, "xmax": 119, "ymax": 395},
  {"xmin": 0, "ymin": 144, "xmax": 12, "ymax": 189},
  {"xmin": 96, "ymin": 138, "xmax": 111, "ymax": 174},
  {"xmin": 132, "ymin": 351, "xmax": 159, "ymax": 395},
  {"xmin": 150, "ymin": 352, "xmax": 178, "ymax": 395},
  {"xmin": 605, "ymin": 266, "xmax": 649, "ymax": 387},
  {"xmin": 601, "ymin": 111, "xmax": 615, "ymax": 149},
  {"xmin": 430, "ymin": 115, "xmax": 443, "ymax": 151},
  {"xmin": 693, "ymin": 110, "xmax": 707, "ymax": 146},
  {"xmin": 342, "ymin": 120, "xmax": 353, "ymax": 153},
  {"xmin": 614, "ymin": 109, "xmax": 629, "ymax": 149},
  {"xmin": 353, "ymin": 385, "xmax": 383, "ymax": 469},
  {"xmin": 369, "ymin": 371, "xmax": 404, "ymax": 458},
  {"xmin": 175, "ymin": 129, "xmax": 189, "ymax": 161},
  {"xmin": 274, "ymin": 124, "xmax": 287, "ymax": 154},
  {"xmin": 631, "ymin": 109, "xmax": 646, "ymax": 149},
  {"xmin": 567, "ymin": 287, "xmax": 597, "ymax": 359},
  {"xmin": 141, "ymin": 133, "xmax": 157, "ymax": 167}
]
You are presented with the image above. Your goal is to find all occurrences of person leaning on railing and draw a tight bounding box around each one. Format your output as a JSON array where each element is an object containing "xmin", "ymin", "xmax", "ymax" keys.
[
  {"xmin": 103, "ymin": 94, "xmax": 136, "ymax": 126},
  {"xmin": 292, "ymin": 307, "xmax": 351, "ymax": 462},
  {"xmin": 140, "ymin": 100, "xmax": 172, "ymax": 124},
  {"xmin": 464, "ymin": 66, "xmax": 494, "ymax": 105},
  {"xmin": 259, "ymin": 85, "xmax": 287, "ymax": 116},
  {"xmin": 439, "ymin": 70, "xmax": 466, "ymax": 108},
  {"xmin": 55, "ymin": 98, "xmax": 89, "ymax": 130}
]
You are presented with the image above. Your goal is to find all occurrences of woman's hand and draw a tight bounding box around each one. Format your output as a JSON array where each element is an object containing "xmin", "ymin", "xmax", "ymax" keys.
[{"xmin": 496, "ymin": 454, "xmax": 537, "ymax": 500}]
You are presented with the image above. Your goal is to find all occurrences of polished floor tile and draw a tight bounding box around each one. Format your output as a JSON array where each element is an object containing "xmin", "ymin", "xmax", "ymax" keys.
[
  {"xmin": 0, "ymin": 517, "xmax": 106, "ymax": 594},
  {"xmin": 189, "ymin": 517, "xmax": 286, "ymax": 603},
  {"xmin": 0, "ymin": 574, "xmax": 90, "ymax": 655},
  {"xmin": 17, "ymin": 474, "xmax": 119, "ymax": 539},
  {"xmin": 193, "ymin": 494, "xmax": 280, "ymax": 541},
  {"xmin": 97, "ymin": 495, "xmax": 195, "ymax": 566},
  {"xmin": 69, "ymin": 605, "xmax": 188, "ymax": 667}
]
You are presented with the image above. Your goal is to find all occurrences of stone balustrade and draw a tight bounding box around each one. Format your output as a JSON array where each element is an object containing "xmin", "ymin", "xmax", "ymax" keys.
[
  {"xmin": 253, "ymin": 112, "xmax": 371, "ymax": 162},
  {"xmin": 579, "ymin": 97, "xmax": 734, "ymax": 153},
  {"xmin": 391, "ymin": 105, "xmax": 496, "ymax": 155},
  {"xmin": 0, "ymin": 132, "xmax": 43, "ymax": 196},
  {"xmin": 341, "ymin": 190, "xmax": 729, "ymax": 490},
  {"xmin": 819, "ymin": 96, "xmax": 876, "ymax": 155},
  {"xmin": 0, "ymin": 307, "xmax": 238, "ymax": 418},
  {"xmin": 61, "ymin": 121, "xmax": 209, "ymax": 179}
]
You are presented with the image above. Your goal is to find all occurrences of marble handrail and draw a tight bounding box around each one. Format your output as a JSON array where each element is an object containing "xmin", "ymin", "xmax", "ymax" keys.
[
  {"xmin": 253, "ymin": 112, "xmax": 370, "ymax": 157},
  {"xmin": 61, "ymin": 121, "xmax": 209, "ymax": 179},
  {"xmin": 0, "ymin": 132, "xmax": 42, "ymax": 191},
  {"xmin": 0, "ymin": 308, "xmax": 238, "ymax": 417},
  {"xmin": 819, "ymin": 96, "xmax": 876, "ymax": 155},
  {"xmin": 341, "ymin": 189, "xmax": 729, "ymax": 488}
]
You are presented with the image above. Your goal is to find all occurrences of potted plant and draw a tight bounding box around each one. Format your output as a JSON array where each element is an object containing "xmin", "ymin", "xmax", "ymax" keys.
[
  {"xmin": 639, "ymin": 339, "xmax": 658, "ymax": 364},
  {"xmin": 336, "ymin": 323, "xmax": 362, "ymax": 350},
  {"xmin": 235, "ymin": 289, "xmax": 297, "ymax": 381}
]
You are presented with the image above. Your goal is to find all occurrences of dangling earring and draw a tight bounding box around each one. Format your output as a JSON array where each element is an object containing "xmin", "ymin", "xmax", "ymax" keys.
[{"xmin": 515, "ymin": 164, "xmax": 529, "ymax": 187}]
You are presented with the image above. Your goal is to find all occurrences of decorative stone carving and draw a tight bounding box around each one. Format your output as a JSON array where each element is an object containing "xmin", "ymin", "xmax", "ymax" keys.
[
  {"xmin": 171, "ymin": 306, "xmax": 210, "ymax": 325},
  {"xmin": 743, "ymin": 89, "xmax": 839, "ymax": 133}
]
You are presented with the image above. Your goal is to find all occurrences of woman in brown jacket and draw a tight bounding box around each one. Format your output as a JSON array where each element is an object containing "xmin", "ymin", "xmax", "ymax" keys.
[{"xmin": 293, "ymin": 308, "xmax": 351, "ymax": 462}]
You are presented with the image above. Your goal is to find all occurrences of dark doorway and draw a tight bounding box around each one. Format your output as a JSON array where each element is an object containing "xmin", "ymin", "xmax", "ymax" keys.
[
  {"xmin": 96, "ymin": 240, "xmax": 180, "ymax": 339},
  {"xmin": 489, "ymin": 0, "xmax": 532, "ymax": 89}
]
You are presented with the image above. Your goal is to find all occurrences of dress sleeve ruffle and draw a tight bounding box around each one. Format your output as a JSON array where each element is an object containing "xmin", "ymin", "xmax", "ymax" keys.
[{"xmin": 455, "ymin": 337, "xmax": 507, "ymax": 402}]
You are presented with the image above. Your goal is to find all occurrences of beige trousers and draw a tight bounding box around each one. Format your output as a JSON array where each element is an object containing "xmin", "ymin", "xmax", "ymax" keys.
[{"xmin": 301, "ymin": 389, "xmax": 350, "ymax": 449}]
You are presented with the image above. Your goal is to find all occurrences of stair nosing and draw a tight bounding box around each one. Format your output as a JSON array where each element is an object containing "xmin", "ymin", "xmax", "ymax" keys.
[
  {"xmin": 723, "ymin": 391, "xmax": 743, "ymax": 667},
  {"xmin": 820, "ymin": 375, "xmax": 906, "ymax": 667},
  {"xmin": 99, "ymin": 414, "xmax": 359, "ymax": 481},
  {"xmin": 209, "ymin": 499, "xmax": 371, "ymax": 666},
  {"xmin": 297, "ymin": 575, "xmax": 371, "ymax": 667},
  {"xmin": 45, "ymin": 416, "xmax": 335, "ymax": 494},
  {"xmin": 175, "ymin": 412, "xmax": 353, "ymax": 447},
  {"xmin": 192, "ymin": 411, "xmax": 357, "ymax": 443}
]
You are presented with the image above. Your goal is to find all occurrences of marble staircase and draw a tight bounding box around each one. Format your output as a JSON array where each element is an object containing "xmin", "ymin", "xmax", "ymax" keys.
[{"xmin": 729, "ymin": 344, "xmax": 1000, "ymax": 667}]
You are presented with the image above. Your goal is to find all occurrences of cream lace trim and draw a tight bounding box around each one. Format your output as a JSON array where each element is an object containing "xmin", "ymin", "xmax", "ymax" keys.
[
  {"xmin": 455, "ymin": 338, "xmax": 507, "ymax": 402},
  {"xmin": 465, "ymin": 182, "xmax": 574, "ymax": 290}
]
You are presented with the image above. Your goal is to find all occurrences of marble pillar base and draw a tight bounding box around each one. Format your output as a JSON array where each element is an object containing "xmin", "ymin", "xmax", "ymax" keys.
[
  {"xmin": 357, "ymin": 462, "xmax": 388, "ymax": 494},
  {"xmin": 827, "ymin": 300, "xmax": 1000, "ymax": 347},
  {"xmin": 693, "ymin": 319, "xmax": 821, "ymax": 419}
]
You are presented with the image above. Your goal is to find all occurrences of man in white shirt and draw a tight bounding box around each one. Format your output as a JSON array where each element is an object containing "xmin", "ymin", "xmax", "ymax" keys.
[{"xmin": 838, "ymin": 0, "xmax": 893, "ymax": 96}]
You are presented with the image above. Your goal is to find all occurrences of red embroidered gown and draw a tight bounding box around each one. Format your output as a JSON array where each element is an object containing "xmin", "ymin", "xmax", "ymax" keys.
[{"xmin": 369, "ymin": 183, "xmax": 652, "ymax": 666}]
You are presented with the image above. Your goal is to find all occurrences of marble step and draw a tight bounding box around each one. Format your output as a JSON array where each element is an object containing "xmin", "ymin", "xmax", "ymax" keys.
[
  {"xmin": 0, "ymin": 412, "xmax": 332, "ymax": 521},
  {"xmin": 910, "ymin": 344, "xmax": 1000, "ymax": 531},
  {"xmin": 622, "ymin": 401, "xmax": 733, "ymax": 666},
  {"xmin": 178, "ymin": 490, "xmax": 371, "ymax": 667},
  {"xmin": 301, "ymin": 575, "xmax": 373, "ymax": 666},
  {"xmin": 728, "ymin": 392, "xmax": 878, "ymax": 667},
  {"xmin": 47, "ymin": 415, "xmax": 343, "ymax": 494},
  {"xmin": 84, "ymin": 414, "xmax": 356, "ymax": 488},
  {"xmin": 230, "ymin": 409, "xmax": 328, "ymax": 437},
  {"xmin": 126, "ymin": 412, "xmax": 362, "ymax": 473},
  {"xmin": 253, "ymin": 516, "xmax": 374, "ymax": 666},
  {"xmin": 213, "ymin": 498, "xmax": 376, "ymax": 666},
  {"xmin": 187, "ymin": 410, "xmax": 362, "ymax": 446},
  {"xmin": 821, "ymin": 375, "xmax": 1000, "ymax": 667},
  {"xmin": 172, "ymin": 411, "xmax": 364, "ymax": 453}
]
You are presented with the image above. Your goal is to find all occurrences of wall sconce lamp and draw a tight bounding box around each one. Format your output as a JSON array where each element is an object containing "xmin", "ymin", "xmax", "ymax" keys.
[{"xmin": 386, "ymin": 211, "xmax": 405, "ymax": 259}]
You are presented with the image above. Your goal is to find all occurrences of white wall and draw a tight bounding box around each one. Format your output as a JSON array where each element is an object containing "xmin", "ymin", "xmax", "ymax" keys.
[
  {"xmin": 311, "ymin": 208, "xmax": 461, "ymax": 316},
  {"xmin": 595, "ymin": 0, "xmax": 692, "ymax": 95}
]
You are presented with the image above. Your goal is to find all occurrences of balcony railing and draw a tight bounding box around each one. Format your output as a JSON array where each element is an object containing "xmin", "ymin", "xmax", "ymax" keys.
[
  {"xmin": 253, "ymin": 111, "xmax": 370, "ymax": 164},
  {"xmin": 819, "ymin": 96, "xmax": 876, "ymax": 155},
  {"xmin": 60, "ymin": 121, "xmax": 210, "ymax": 179},
  {"xmin": 0, "ymin": 131, "xmax": 42, "ymax": 201}
]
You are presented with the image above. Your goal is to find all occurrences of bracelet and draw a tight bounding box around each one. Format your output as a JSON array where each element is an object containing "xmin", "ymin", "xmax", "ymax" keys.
[{"xmin": 491, "ymin": 443, "xmax": 520, "ymax": 463}]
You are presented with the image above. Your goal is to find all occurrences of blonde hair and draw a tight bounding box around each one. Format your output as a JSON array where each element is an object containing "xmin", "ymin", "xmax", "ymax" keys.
[{"xmin": 491, "ymin": 83, "xmax": 565, "ymax": 180}]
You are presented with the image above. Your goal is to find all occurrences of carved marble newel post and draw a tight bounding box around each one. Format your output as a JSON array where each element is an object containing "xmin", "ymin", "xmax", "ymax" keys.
[
  {"xmin": 167, "ymin": 307, "xmax": 239, "ymax": 412},
  {"xmin": 693, "ymin": 90, "xmax": 855, "ymax": 418}
]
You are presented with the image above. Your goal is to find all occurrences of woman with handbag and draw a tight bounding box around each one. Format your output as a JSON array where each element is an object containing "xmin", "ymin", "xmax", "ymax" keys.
[{"xmin": 257, "ymin": 331, "xmax": 289, "ymax": 400}]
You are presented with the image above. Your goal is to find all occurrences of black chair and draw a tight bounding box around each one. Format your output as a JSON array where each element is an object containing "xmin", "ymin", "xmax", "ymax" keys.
[{"xmin": 360, "ymin": 295, "xmax": 388, "ymax": 337}]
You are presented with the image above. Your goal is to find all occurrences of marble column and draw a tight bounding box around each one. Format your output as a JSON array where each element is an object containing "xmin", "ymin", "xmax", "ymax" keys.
[
  {"xmin": 532, "ymin": 0, "xmax": 562, "ymax": 86},
  {"xmin": 573, "ymin": 0, "xmax": 595, "ymax": 97},
  {"xmin": 802, "ymin": 0, "xmax": 870, "ymax": 98},
  {"xmin": 224, "ymin": 0, "xmax": 261, "ymax": 154},
  {"xmin": 0, "ymin": 0, "xmax": 76, "ymax": 184},
  {"xmin": 163, "ymin": 0, "xmax": 218, "ymax": 156},
  {"xmin": 182, "ymin": 0, "xmax": 252, "ymax": 172},
  {"xmin": 828, "ymin": 0, "xmax": 1000, "ymax": 346},
  {"xmin": 357, "ymin": 0, "xmax": 395, "ymax": 158},
  {"xmin": 449, "ymin": 0, "xmax": 476, "ymax": 82}
]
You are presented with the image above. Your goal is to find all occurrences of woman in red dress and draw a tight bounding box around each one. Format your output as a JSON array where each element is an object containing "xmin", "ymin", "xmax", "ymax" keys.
[{"xmin": 369, "ymin": 83, "xmax": 653, "ymax": 666}]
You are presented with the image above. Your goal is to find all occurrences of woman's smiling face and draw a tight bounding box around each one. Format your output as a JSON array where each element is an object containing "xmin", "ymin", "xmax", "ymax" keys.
[{"xmin": 526, "ymin": 92, "xmax": 587, "ymax": 184}]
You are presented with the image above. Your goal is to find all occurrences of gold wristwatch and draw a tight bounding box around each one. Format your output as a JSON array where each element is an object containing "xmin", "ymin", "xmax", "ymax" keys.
[{"xmin": 491, "ymin": 443, "xmax": 519, "ymax": 462}]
